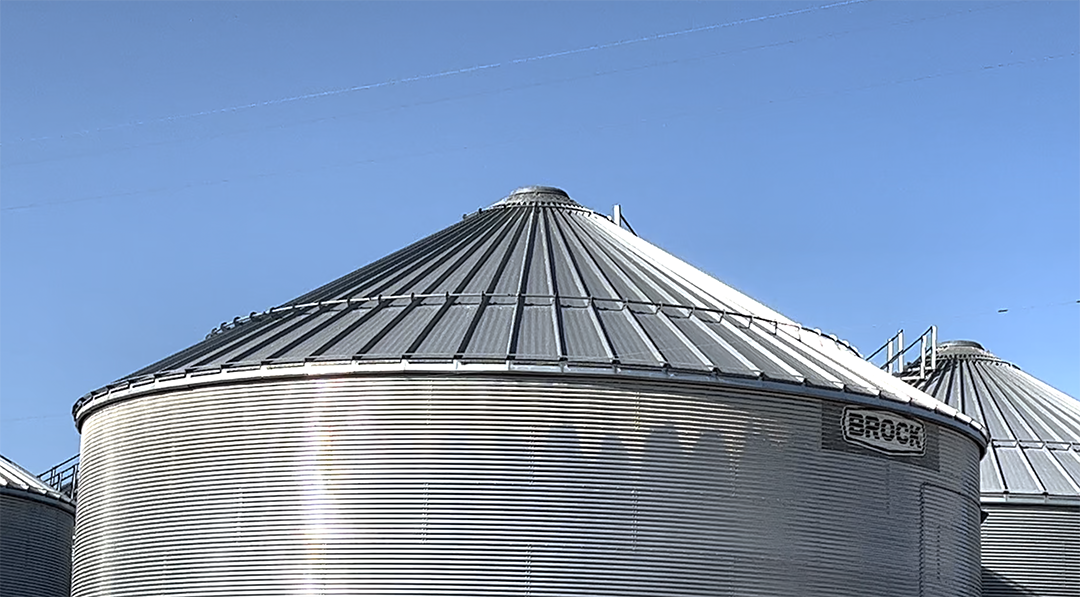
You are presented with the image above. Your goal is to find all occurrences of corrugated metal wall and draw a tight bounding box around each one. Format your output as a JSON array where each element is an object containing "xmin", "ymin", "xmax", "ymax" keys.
[
  {"xmin": 0, "ymin": 493, "xmax": 75, "ymax": 597},
  {"xmin": 981, "ymin": 505, "xmax": 1080, "ymax": 597},
  {"xmin": 73, "ymin": 375, "xmax": 982, "ymax": 596}
]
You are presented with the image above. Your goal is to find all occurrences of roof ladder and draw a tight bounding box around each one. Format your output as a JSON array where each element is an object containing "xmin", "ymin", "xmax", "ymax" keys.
[
  {"xmin": 866, "ymin": 325, "xmax": 938, "ymax": 382},
  {"xmin": 38, "ymin": 454, "xmax": 79, "ymax": 501}
]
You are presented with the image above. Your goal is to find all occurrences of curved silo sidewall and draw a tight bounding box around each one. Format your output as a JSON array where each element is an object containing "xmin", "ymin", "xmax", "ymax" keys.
[
  {"xmin": 1, "ymin": 491, "xmax": 75, "ymax": 597},
  {"xmin": 980, "ymin": 503, "xmax": 1080, "ymax": 597},
  {"xmin": 73, "ymin": 374, "xmax": 982, "ymax": 596}
]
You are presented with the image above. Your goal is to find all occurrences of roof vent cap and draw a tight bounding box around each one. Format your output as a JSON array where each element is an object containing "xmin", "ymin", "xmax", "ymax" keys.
[
  {"xmin": 941, "ymin": 340, "xmax": 985, "ymax": 350},
  {"xmin": 491, "ymin": 186, "xmax": 582, "ymax": 209},
  {"xmin": 510, "ymin": 186, "xmax": 569, "ymax": 197}
]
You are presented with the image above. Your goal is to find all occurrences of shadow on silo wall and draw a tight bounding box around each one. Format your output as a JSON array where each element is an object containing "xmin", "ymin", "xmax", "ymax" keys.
[{"xmin": 982, "ymin": 567, "xmax": 1036, "ymax": 597}]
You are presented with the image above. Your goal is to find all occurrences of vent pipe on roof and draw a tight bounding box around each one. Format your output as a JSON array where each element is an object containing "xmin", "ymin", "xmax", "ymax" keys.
[{"xmin": 612, "ymin": 204, "xmax": 638, "ymax": 236}]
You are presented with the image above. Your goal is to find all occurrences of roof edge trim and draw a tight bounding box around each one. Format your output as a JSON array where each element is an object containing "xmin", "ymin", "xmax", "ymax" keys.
[
  {"xmin": 73, "ymin": 360, "xmax": 990, "ymax": 448},
  {"xmin": 0, "ymin": 486, "xmax": 77, "ymax": 513}
]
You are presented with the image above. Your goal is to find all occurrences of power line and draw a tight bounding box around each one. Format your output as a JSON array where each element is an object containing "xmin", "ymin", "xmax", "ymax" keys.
[
  {"xmin": 993, "ymin": 300, "xmax": 1080, "ymax": 315},
  {"xmin": 1, "ymin": 413, "xmax": 72, "ymax": 423},
  {"xmin": 3, "ymin": 0, "xmax": 870, "ymax": 146},
  {"xmin": 1, "ymin": 2, "xmax": 1016, "ymax": 170},
  {"xmin": 2, "ymin": 48, "xmax": 1073, "ymax": 213},
  {"xmin": 837, "ymin": 300, "xmax": 1080, "ymax": 333}
]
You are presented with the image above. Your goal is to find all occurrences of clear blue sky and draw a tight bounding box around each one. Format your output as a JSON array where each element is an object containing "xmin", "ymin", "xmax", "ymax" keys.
[{"xmin": 2, "ymin": 1, "xmax": 1077, "ymax": 473}]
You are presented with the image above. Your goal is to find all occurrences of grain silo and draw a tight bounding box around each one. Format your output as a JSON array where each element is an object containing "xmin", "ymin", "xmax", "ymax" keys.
[
  {"xmin": 1, "ymin": 454, "xmax": 76, "ymax": 597},
  {"xmin": 72, "ymin": 186, "xmax": 988, "ymax": 596},
  {"xmin": 912, "ymin": 340, "xmax": 1080, "ymax": 597}
]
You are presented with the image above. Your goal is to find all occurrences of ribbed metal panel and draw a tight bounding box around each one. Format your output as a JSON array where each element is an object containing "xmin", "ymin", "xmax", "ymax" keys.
[
  {"xmin": 75, "ymin": 187, "xmax": 981, "ymax": 442},
  {"xmin": 73, "ymin": 375, "xmax": 981, "ymax": 596},
  {"xmin": 1, "ymin": 455, "xmax": 75, "ymax": 597},
  {"xmin": 0, "ymin": 453, "xmax": 75, "ymax": 505},
  {"xmin": 912, "ymin": 341, "xmax": 1080, "ymax": 503},
  {"xmin": 910, "ymin": 341, "xmax": 1079, "ymax": 596},
  {"xmin": 980, "ymin": 505, "xmax": 1080, "ymax": 597}
]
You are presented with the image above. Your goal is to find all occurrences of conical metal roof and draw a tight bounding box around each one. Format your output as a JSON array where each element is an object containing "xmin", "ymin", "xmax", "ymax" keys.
[
  {"xmin": 74, "ymin": 187, "xmax": 984, "ymax": 442},
  {"xmin": 0, "ymin": 454, "xmax": 74, "ymax": 511},
  {"xmin": 913, "ymin": 341, "xmax": 1080, "ymax": 504}
]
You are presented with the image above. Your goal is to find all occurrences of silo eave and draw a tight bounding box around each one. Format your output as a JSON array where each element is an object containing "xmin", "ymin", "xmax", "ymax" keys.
[
  {"xmin": 73, "ymin": 357, "xmax": 988, "ymax": 446},
  {"xmin": 980, "ymin": 492, "xmax": 1080, "ymax": 507},
  {"xmin": 0, "ymin": 454, "xmax": 75, "ymax": 513}
]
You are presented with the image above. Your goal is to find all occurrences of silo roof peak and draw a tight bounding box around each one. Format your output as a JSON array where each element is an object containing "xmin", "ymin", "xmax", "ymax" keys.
[
  {"xmin": 938, "ymin": 340, "xmax": 987, "ymax": 352},
  {"xmin": 490, "ymin": 186, "xmax": 584, "ymax": 209}
]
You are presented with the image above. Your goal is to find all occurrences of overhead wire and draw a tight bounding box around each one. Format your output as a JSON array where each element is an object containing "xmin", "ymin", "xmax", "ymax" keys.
[
  {"xmin": 0, "ymin": 1, "xmax": 1019, "ymax": 170},
  {"xmin": 835, "ymin": 300, "xmax": 1080, "ymax": 334},
  {"xmin": 2, "ymin": 0, "xmax": 871, "ymax": 146},
  {"xmin": 3, "ymin": 48, "xmax": 1073, "ymax": 213}
]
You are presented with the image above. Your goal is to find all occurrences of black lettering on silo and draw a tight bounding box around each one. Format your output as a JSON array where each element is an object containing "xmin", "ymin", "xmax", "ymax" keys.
[
  {"xmin": 847, "ymin": 412, "xmax": 864, "ymax": 436},
  {"xmin": 880, "ymin": 419, "xmax": 895, "ymax": 442},
  {"xmin": 864, "ymin": 416, "xmax": 881, "ymax": 439},
  {"xmin": 909, "ymin": 426, "xmax": 922, "ymax": 450},
  {"xmin": 896, "ymin": 422, "xmax": 909, "ymax": 444}
]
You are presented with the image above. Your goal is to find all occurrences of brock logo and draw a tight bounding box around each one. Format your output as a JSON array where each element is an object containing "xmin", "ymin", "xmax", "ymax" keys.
[{"xmin": 842, "ymin": 407, "xmax": 925, "ymax": 456}]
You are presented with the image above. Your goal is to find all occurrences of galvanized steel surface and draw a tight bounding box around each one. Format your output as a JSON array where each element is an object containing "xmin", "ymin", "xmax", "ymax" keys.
[
  {"xmin": 73, "ymin": 375, "xmax": 982, "ymax": 596},
  {"xmin": 1, "ymin": 455, "xmax": 75, "ymax": 597},
  {"xmin": 980, "ymin": 504, "xmax": 1080, "ymax": 597},
  {"xmin": 913, "ymin": 341, "xmax": 1080, "ymax": 503},
  {"xmin": 0, "ymin": 453, "xmax": 75, "ymax": 509},
  {"xmin": 73, "ymin": 187, "xmax": 983, "ymax": 443}
]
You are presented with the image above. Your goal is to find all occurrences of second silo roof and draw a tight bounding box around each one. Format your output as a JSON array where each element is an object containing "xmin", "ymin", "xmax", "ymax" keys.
[
  {"xmin": 74, "ymin": 186, "xmax": 983, "ymax": 440},
  {"xmin": 913, "ymin": 340, "xmax": 1080, "ymax": 503},
  {"xmin": 0, "ymin": 455, "xmax": 74, "ymax": 512}
]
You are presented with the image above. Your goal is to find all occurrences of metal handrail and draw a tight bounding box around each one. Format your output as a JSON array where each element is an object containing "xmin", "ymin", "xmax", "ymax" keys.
[
  {"xmin": 866, "ymin": 326, "xmax": 938, "ymax": 381},
  {"xmin": 202, "ymin": 291, "xmax": 859, "ymax": 355},
  {"xmin": 38, "ymin": 454, "xmax": 79, "ymax": 500}
]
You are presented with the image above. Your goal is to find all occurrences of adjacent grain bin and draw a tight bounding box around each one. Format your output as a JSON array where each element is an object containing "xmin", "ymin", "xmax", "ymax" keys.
[
  {"xmin": 912, "ymin": 340, "xmax": 1080, "ymax": 597},
  {"xmin": 1, "ymin": 454, "xmax": 76, "ymax": 597},
  {"xmin": 71, "ymin": 187, "xmax": 989, "ymax": 597}
]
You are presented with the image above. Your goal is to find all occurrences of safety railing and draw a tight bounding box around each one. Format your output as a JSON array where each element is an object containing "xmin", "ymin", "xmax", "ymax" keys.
[
  {"xmin": 866, "ymin": 325, "xmax": 938, "ymax": 382},
  {"xmin": 38, "ymin": 454, "xmax": 79, "ymax": 501}
]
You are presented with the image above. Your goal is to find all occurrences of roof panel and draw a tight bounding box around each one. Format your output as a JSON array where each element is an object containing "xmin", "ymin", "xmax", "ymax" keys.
[
  {"xmin": 277, "ymin": 304, "xmax": 372, "ymax": 361},
  {"xmin": 1025, "ymin": 448, "xmax": 1079, "ymax": 496},
  {"xmin": 633, "ymin": 311, "xmax": 709, "ymax": 370},
  {"xmin": 996, "ymin": 447, "xmax": 1043, "ymax": 494},
  {"xmin": 365, "ymin": 303, "xmax": 441, "ymax": 358},
  {"xmin": 703, "ymin": 317, "xmax": 800, "ymax": 383},
  {"xmin": 560, "ymin": 304, "xmax": 610, "ymax": 362},
  {"xmin": 979, "ymin": 449, "xmax": 1004, "ymax": 494},
  {"xmin": 516, "ymin": 304, "xmax": 559, "ymax": 360},
  {"xmin": 524, "ymin": 214, "xmax": 553, "ymax": 296},
  {"xmin": 413, "ymin": 302, "xmax": 478, "ymax": 357},
  {"xmin": 232, "ymin": 308, "xmax": 343, "ymax": 364},
  {"xmin": 1052, "ymin": 449, "xmax": 1080, "ymax": 490},
  {"xmin": 463, "ymin": 302, "xmax": 514, "ymax": 359},
  {"xmin": 744, "ymin": 323, "xmax": 840, "ymax": 389},
  {"xmin": 597, "ymin": 308, "xmax": 658, "ymax": 367},
  {"xmin": 669, "ymin": 316, "xmax": 758, "ymax": 377},
  {"xmin": 323, "ymin": 304, "xmax": 401, "ymax": 357}
]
